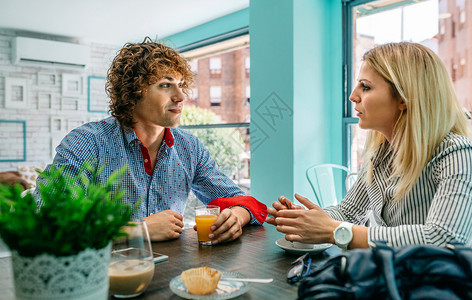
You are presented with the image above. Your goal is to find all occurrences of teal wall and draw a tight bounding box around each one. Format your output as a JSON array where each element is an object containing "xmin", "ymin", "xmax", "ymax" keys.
[
  {"xmin": 164, "ymin": 8, "xmax": 249, "ymax": 48},
  {"xmin": 250, "ymin": 0, "xmax": 343, "ymax": 205},
  {"xmin": 165, "ymin": 1, "xmax": 344, "ymax": 207},
  {"xmin": 293, "ymin": 1, "xmax": 343, "ymax": 201},
  {"xmin": 249, "ymin": 1, "xmax": 295, "ymax": 205}
]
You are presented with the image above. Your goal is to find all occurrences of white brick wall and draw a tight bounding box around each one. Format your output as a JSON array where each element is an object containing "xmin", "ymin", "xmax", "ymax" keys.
[{"xmin": 0, "ymin": 33, "xmax": 120, "ymax": 172}]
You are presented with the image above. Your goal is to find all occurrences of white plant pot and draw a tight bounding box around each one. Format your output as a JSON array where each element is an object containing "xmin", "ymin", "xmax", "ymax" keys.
[{"xmin": 11, "ymin": 243, "xmax": 111, "ymax": 300}]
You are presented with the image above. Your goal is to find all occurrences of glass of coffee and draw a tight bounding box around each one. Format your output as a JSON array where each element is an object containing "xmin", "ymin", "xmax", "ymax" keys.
[{"xmin": 109, "ymin": 221, "xmax": 155, "ymax": 298}]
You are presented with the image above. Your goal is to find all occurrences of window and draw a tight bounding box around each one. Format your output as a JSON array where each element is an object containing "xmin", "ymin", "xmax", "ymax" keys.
[
  {"xmin": 179, "ymin": 32, "xmax": 251, "ymax": 190},
  {"xmin": 452, "ymin": 19, "xmax": 456, "ymax": 38},
  {"xmin": 439, "ymin": 19, "xmax": 445, "ymax": 41},
  {"xmin": 209, "ymin": 86, "xmax": 222, "ymax": 106},
  {"xmin": 245, "ymin": 57, "xmax": 250, "ymax": 77},
  {"xmin": 182, "ymin": 34, "xmax": 249, "ymax": 123},
  {"xmin": 344, "ymin": 0, "xmax": 472, "ymax": 171},
  {"xmin": 440, "ymin": 20, "xmax": 445, "ymax": 35},
  {"xmin": 460, "ymin": 58, "xmax": 466, "ymax": 78},
  {"xmin": 452, "ymin": 60, "xmax": 458, "ymax": 82},
  {"xmin": 209, "ymin": 57, "xmax": 222, "ymax": 78},
  {"xmin": 245, "ymin": 86, "xmax": 250, "ymax": 106},
  {"xmin": 460, "ymin": 8, "xmax": 466, "ymax": 25},
  {"xmin": 189, "ymin": 87, "xmax": 198, "ymax": 105},
  {"xmin": 189, "ymin": 59, "xmax": 198, "ymax": 74}
]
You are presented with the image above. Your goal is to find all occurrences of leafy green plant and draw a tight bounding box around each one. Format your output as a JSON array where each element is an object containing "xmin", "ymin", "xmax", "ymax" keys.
[{"xmin": 0, "ymin": 163, "xmax": 135, "ymax": 257}]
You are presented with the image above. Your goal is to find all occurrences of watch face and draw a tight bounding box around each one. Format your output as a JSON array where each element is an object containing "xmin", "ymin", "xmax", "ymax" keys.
[{"xmin": 335, "ymin": 227, "xmax": 352, "ymax": 244}]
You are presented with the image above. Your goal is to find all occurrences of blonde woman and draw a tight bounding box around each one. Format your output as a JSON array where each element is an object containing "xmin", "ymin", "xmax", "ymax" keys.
[{"xmin": 267, "ymin": 42, "xmax": 472, "ymax": 249}]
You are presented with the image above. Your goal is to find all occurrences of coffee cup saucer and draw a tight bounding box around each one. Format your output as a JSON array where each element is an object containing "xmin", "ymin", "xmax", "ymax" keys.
[{"xmin": 275, "ymin": 238, "xmax": 332, "ymax": 255}]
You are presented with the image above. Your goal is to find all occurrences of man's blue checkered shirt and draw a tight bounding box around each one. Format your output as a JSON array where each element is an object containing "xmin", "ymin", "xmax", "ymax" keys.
[{"xmin": 36, "ymin": 117, "xmax": 259, "ymax": 223}]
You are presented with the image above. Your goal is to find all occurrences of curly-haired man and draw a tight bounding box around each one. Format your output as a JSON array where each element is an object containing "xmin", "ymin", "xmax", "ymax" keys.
[{"xmin": 37, "ymin": 38, "xmax": 267, "ymax": 243}]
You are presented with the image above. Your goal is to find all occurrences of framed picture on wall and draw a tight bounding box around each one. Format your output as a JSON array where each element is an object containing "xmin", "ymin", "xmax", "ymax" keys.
[
  {"xmin": 88, "ymin": 76, "xmax": 108, "ymax": 113},
  {"xmin": 0, "ymin": 120, "xmax": 26, "ymax": 162},
  {"xmin": 50, "ymin": 117, "xmax": 65, "ymax": 133},
  {"xmin": 37, "ymin": 72, "xmax": 57, "ymax": 86},
  {"xmin": 5, "ymin": 78, "xmax": 28, "ymax": 109},
  {"xmin": 38, "ymin": 92, "xmax": 53, "ymax": 110},
  {"xmin": 61, "ymin": 97, "xmax": 80, "ymax": 111},
  {"xmin": 62, "ymin": 74, "xmax": 83, "ymax": 97}
]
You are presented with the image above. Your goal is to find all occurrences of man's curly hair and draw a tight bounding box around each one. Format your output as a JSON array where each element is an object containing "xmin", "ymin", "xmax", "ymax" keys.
[{"xmin": 106, "ymin": 37, "xmax": 194, "ymax": 128}]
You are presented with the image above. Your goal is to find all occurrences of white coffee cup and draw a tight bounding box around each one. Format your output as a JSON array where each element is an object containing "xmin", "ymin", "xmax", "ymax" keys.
[{"xmin": 292, "ymin": 241, "xmax": 315, "ymax": 249}]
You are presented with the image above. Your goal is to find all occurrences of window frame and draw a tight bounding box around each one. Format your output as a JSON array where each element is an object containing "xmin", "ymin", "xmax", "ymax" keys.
[
  {"xmin": 209, "ymin": 86, "xmax": 222, "ymax": 106},
  {"xmin": 343, "ymin": 0, "xmax": 445, "ymax": 170},
  {"xmin": 178, "ymin": 26, "xmax": 250, "ymax": 127},
  {"xmin": 177, "ymin": 28, "xmax": 252, "ymax": 187},
  {"xmin": 342, "ymin": 0, "xmax": 414, "ymax": 168},
  {"xmin": 342, "ymin": 0, "xmax": 367, "ymax": 168},
  {"xmin": 177, "ymin": 27, "xmax": 249, "ymax": 53}
]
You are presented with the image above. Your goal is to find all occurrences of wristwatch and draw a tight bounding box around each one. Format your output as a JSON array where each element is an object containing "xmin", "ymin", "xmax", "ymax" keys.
[{"xmin": 333, "ymin": 222, "xmax": 354, "ymax": 250}]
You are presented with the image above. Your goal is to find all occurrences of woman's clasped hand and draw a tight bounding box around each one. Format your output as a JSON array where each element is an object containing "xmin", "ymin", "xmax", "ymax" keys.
[{"xmin": 267, "ymin": 194, "xmax": 340, "ymax": 245}]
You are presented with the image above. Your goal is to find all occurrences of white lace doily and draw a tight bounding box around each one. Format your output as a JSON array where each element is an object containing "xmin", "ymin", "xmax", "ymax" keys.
[{"xmin": 11, "ymin": 244, "xmax": 111, "ymax": 300}]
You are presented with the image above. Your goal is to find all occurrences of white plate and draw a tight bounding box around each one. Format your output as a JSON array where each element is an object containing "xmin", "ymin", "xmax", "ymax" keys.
[
  {"xmin": 275, "ymin": 238, "xmax": 332, "ymax": 255},
  {"xmin": 169, "ymin": 271, "xmax": 250, "ymax": 299}
]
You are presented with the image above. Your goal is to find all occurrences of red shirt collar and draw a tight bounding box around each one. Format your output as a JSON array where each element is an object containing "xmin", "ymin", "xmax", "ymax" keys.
[
  {"xmin": 135, "ymin": 128, "xmax": 174, "ymax": 176},
  {"xmin": 164, "ymin": 128, "xmax": 174, "ymax": 147},
  {"xmin": 131, "ymin": 128, "xmax": 174, "ymax": 148}
]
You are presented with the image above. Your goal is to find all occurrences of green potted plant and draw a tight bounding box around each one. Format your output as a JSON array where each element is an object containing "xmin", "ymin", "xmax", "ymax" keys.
[{"xmin": 0, "ymin": 163, "xmax": 135, "ymax": 300}]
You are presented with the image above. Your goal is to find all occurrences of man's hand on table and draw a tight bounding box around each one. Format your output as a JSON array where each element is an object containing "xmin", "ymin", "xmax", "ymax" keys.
[
  {"xmin": 143, "ymin": 210, "xmax": 184, "ymax": 241},
  {"xmin": 193, "ymin": 206, "xmax": 251, "ymax": 245}
]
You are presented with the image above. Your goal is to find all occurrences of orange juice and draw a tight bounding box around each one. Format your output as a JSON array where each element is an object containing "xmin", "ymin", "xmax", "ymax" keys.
[{"xmin": 195, "ymin": 214, "xmax": 217, "ymax": 243}]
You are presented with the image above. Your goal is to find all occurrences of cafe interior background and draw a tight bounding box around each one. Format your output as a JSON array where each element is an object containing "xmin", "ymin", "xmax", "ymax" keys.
[{"xmin": 0, "ymin": 0, "xmax": 470, "ymax": 218}]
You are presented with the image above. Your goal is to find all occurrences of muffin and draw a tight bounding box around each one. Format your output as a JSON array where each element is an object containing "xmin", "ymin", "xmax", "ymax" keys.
[{"xmin": 180, "ymin": 266, "xmax": 222, "ymax": 295}]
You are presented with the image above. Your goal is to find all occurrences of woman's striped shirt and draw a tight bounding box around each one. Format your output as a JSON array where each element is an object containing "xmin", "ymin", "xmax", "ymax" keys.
[{"xmin": 324, "ymin": 132, "xmax": 472, "ymax": 247}]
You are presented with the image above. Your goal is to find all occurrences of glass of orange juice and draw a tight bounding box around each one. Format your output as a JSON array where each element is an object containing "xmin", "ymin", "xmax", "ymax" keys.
[{"xmin": 195, "ymin": 205, "xmax": 220, "ymax": 245}]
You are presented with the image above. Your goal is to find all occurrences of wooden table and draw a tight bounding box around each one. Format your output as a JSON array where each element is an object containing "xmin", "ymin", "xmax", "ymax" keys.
[
  {"xmin": 0, "ymin": 225, "xmax": 341, "ymax": 299},
  {"xmin": 129, "ymin": 224, "xmax": 341, "ymax": 299}
]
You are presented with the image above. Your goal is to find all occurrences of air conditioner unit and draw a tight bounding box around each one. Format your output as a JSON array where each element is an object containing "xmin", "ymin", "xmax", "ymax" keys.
[{"xmin": 12, "ymin": 37, "xmax": 90, "ymax": 68}]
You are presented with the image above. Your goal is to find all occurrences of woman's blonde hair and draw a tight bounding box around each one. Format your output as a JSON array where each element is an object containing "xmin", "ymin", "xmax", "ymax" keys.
[{"xmin": 362, "ymin": 42, "xmax": 470, "ymax": 201}]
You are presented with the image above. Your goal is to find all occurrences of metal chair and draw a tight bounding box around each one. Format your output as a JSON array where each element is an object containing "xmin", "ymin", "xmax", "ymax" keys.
[
  {"xmin": 345, "ymin": 172, "xmax": 359, "ymax": 191},
  {"xmin": 305, "ymin": 164, "xmax": 356, "ymax": 208}
]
